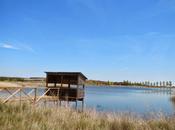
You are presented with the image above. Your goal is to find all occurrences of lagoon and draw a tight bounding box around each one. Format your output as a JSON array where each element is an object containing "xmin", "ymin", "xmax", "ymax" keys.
[
  {"xmin": 1, "ymin": 85, "xmax": 175, "ymax": 116},
  {"xmin": 84, "ymin": 86, "xmax": 175, "ymax": 115}
]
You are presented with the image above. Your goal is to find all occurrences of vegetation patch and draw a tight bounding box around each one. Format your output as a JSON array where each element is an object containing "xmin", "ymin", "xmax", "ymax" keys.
[{"xmin": 0, "ymin": 103, "xmax": 175, "ymax": 130}]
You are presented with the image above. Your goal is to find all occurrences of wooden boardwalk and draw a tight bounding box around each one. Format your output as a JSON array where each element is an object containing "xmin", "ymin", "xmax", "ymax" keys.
[
  {"xmin": 0, "ymin": 86, "xmax": 61, "ymax": 104},
  {"xmin": 0, "ymin": 85, "xmax": 85, "ymax": 110}
]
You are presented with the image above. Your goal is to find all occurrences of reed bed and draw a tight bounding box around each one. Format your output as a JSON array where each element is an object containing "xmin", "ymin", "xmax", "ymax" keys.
[{"xmin": 0, "ymin": 103, "xmax": 175, "ymax": 130}]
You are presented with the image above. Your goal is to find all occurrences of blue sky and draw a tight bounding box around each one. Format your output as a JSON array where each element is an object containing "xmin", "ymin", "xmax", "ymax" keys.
[{"xmin": 0, "ymin": 0, "xmax": 175, "ymax": 82}]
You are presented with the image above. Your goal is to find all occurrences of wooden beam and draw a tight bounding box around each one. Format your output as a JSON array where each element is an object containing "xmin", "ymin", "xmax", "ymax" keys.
[
  {"xmin": 4, "ymin": 88, "xmax": 18, "ymax": 98},
  {"xmin": 3, "ymin": 88, "xmax": 21, "ymax": 103},
  {"xmin": 21, "ymin": 89, "xmax": 34, "ymax": 102},
  {"xmin": 35, "ymin": 88, "xmax": 51, "ymax": 103}
]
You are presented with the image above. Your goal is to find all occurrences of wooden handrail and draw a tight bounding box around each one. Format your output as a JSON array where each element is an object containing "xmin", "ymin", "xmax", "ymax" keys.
[{"xmin": 3, "ymin": 88, "xmax": 21, "ymax": 103}]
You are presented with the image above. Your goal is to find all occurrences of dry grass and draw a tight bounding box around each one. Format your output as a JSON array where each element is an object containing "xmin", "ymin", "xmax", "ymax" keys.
[
  {"xmin": 0, "ymin": 103, "xmax": 175, "ymax": 130},
  {"xmin": 0, "ymin": 81, "xmax": 45, "ymax": 88}
]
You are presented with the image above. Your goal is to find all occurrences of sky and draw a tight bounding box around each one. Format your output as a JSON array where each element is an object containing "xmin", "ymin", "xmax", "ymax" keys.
[{"xmin": 0, "ymin": 0, "xmax": 175, "ymax": 82}]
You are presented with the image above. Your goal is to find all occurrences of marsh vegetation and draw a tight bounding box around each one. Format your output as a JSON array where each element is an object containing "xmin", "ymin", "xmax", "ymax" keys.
[{"xmin": 0, "ymin": 103, "xmax": 175, "ymax": 130}]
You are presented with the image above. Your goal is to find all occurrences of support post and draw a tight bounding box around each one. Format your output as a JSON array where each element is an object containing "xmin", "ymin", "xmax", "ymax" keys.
[
  {"xmin": 59, "ymin": 76, "xmax": 63, "ymax": 107},
  {"xmin": 56, "ymin": 98, "xmax": 59, "ymax": 107},
  {"xmin": 82, "ymin": 99, "xmax": 84, "ymax": 112},
  {"xmin": 68, "ymin": 84, "xmax": 70, "ymax": 88},
  {"xmin": 75, "ymin": 100, "xmax": 78, "ymax": 110},
  {"xmin": 68, "ymin": 78, "xmax": 70, "ymax": 88},
  {"xmin": 59, "ymin": 100, "xmax": 62, "ymax": 106},
  {"xmin": 34, "ymin": 88, "xmax": 37, "ymax": 104},
  {"xmin": 20, "ymin": 88, "xmax": 22, "ymax": 106},
  {"xmin": 83, "ymin": 84, "xmax": 85, "ymax": 89},
  {"xmin": 57, "ymin": 88, "xmax": 59, "ymax": 108},
  {"xmin": 82, "ymin": 84, "xmax": 85, "ymax": 112},
  {"xmin": 61, "ymin": 76, "xmax": 63, "ymax": 88},
  {"xmin": 66, "ymin": 92, "xmax": 68, "ymax": 108},
  {"xmin": 76, "ymin": 84, "xmax": 79, "ymax": 110}
]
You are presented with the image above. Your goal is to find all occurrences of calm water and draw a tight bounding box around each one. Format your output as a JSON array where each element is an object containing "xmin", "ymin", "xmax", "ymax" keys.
[
  {"xmin": 1, "ymin": 86, "xmax": 175, "ymax": 115},
  {"xmin": 84, "ymin": 86, "xmax": 175, "ymax": 115}
]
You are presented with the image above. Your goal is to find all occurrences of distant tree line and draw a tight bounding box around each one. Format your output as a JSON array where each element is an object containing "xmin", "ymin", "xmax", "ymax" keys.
[
  {"xmin": 121, "ymin": 80, "xmax": 173, "ymax": 87},
  {"xmin": 86, "ymin": 80, "xmax": 174, "ymax": 87},
  {"xmin": 0, "ymin": 77, "xmax": 173, "ymax": 87},
  {"xmin": 0, "ymin": 77, "xmax": 45, "ymax": 82},
  {"xmin": 0, "ymin": 77, "xmax": 25, "ymax": 82}
]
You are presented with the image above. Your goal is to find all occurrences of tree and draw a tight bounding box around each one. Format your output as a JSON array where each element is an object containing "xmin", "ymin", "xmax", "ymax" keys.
[
  {"xmin": 169, "ymin": 81, "xmax": 172, "ymax": 87},
  {"xmin": 160, "ymin": 81, "xmax": 162, "ymax": 87},
  {"xmin": 142, "ymin": 82, "xmax": 145, "ymax": 86},
  {"xmin": 166, "ymin": 81, "xmax": 169, "ymax": 87},
  {"xmin": 153, "ymin": 82, "xmax": 156, "ymax": 86}
]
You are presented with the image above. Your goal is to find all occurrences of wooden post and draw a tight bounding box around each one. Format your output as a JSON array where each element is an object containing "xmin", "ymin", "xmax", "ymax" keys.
[
  {"xmin": 66, "ymin": 92, "xmax": 68, "ymax": 108},
  {"xmin": 68, "ymin": 83, "xmax": 70, "ymax": 88},
  {"xmin": 61, "ymin": 76, "xmax": 63, "ymax": 88},
  {"xmin": 59, "ymin": 76, "xmax": 63, "ymax": 107},
  {"xmin": 81, "ymin": 84, "xmax": 85, "ymax": 111},
  {"xmin": 57, "ymin": 88, "xmax": 59, "ymax": 108},
  {"xmin": 45, "ymin": 76, "xmax": 48, "ymax": 107},
  {"xmin": 59, "ymin": 100, "xmax": 61, "ymax": 106},
  {"xmin": 56, "ymin": 97, "xmax": 59, "ymax": 107},
  {"xmin": 68, "ymin": 78, "xmax": 70, "ymax": 88},
  {"xmin": 20, "ymin": 88, "xmax": 22, "ymax": 106},
  {"xmin": 75, "ymin": 100, "xmax": 78, "ymax": 110},
  {"xmin": 77, "ymin": 84, "xmax": 79, "ymax": 97},
  {"xmin": 83, "ymin": 84, "xmax": 85, "ymax": 90},
  {"xmin": 34, "ymin": 88, "xmax": 37, "ymax": 104},
  {"xmin": 82, "ymin": 99, "xmax": 84, "ymax": 112}
]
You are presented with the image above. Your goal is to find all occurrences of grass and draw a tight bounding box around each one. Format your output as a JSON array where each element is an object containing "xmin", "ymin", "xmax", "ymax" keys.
[{"xmin": 0, "ymin": 103, "xmax": 175, "ymax": 130}]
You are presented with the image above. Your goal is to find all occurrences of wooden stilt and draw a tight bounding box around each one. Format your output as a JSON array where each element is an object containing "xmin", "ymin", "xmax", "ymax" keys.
[
  {"xmin": 67, "ymin": 101, "xmax": 69, "ymax": 107},
  {"xmin": 82, "ymin": 99, "xmax": 84, "ymax": 112},
  {"xmin": 75, "ymin": 100, "xmax": 77, "ymax": 109},
  {"xmin": 59, "ymin": 100, "xmax": 62, "ymax": 106},
  {"xmin": 57, "ymin": 96, "xmax": 59, "ymax": 107},
  {"xmin": 20, "ymin": 88, "xmax": 22, "ymax": 106},
  {"xmin": 34, "ymin": 88, "xmax": 37, "ymax": 104}
]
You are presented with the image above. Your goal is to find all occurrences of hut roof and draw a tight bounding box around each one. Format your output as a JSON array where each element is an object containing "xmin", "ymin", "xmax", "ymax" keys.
[{"xmin": 45, "ymin": 72, "xmax": 87, "ymax": 83}]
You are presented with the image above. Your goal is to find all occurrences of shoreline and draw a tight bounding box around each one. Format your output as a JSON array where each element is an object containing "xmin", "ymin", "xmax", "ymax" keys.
[{"xmin": 0, "ymin": 81, "xmax": 174, "ymax": 89}]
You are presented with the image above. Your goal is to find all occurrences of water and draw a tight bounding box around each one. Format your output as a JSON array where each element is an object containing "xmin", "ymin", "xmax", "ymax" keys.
[
  {"xmin": 1, "ymin": 86, "xmax": 175, "ymax": 115},
  {"xmin": 84, "ymin": 86, "xmax": 175, "ymax": 115}
]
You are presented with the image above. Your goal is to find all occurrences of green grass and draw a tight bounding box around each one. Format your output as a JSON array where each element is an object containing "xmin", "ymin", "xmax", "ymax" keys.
[{"xmin": 0, "ymin": 103, "xmax": 175, "ymax": 130}]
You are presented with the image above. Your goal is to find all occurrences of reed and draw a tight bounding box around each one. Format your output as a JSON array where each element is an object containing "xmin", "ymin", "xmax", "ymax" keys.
[{"xmin": 0, "ymin": 103, "xmax": 175, "ymax": 130}]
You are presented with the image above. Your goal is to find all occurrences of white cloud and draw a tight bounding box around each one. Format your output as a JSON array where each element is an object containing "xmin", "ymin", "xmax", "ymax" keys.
[
  {"xmin": 0, "ymin": 44, "xmax": 19, "ymax": 50},
  {"xmin": 0, "ymin": 43, "xmax": 35, "ymax": 53}
]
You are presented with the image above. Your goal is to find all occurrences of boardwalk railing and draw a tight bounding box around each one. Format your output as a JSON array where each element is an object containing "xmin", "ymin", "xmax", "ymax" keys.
[
  {"xmin": 0, "ymin": 87, "xmax": 60, "ymax": 104},
  {"xmin": 0, "ymin": 86, "xmax": 85, "ymax": 111}
]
